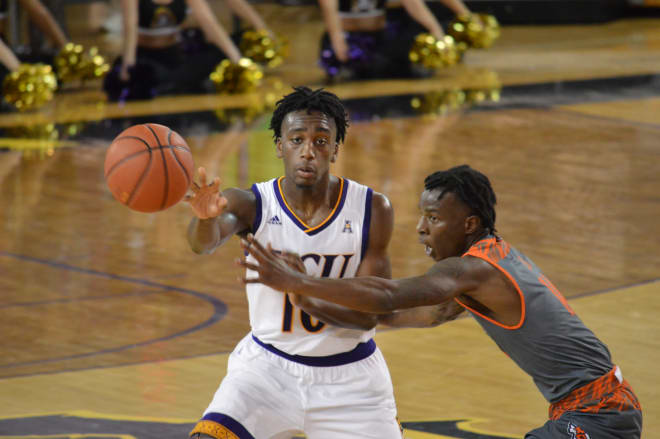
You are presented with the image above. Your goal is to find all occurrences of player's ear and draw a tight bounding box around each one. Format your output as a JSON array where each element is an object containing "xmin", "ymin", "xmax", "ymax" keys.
[
  {"xmin": 330, "ymin": 142, "xmax": 339, "ymax": 163},
  {"xmin": 465, "ymin": 215, "xmax": 480, "ymax": 235},
  {"xmin": 275, "ymin": 137, "xmax": 283, "ymax": 158}
]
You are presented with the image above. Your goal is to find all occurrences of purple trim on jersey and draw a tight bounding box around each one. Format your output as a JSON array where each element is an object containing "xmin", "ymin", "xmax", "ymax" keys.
[
  {"xmin": 252, "ymin": 335, "xmax": 376, "ymax": 366},
  {"xmin": 250, "ymin": 183, "xmax": 262, "ymax": 233},
  {"xmin": 272, "ymin": 177, "xmax": 350, "ymax": 236},
  {"xmin": 361, "ymin": 187, "xmax": 373, "ymax": 261},
  {"xmin": 201, "ymin": 412, "xmax": 255, "ymax": 439},
  {"xmin": 273, "ymin": 177, "xmax": 305, "ymax": 229}
]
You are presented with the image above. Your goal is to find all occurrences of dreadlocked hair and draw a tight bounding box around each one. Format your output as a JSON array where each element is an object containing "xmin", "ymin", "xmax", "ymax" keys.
[
  {"xmin": 424, "ymin": 165, "xmax": 497, "ymax": 234},
  {"xmin": 269, "ymin": 86, "xmax": 349, "ymax": 144}
]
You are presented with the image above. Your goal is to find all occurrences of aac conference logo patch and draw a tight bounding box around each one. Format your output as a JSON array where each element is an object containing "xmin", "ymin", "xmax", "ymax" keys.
[{"xmin": 0, "ymin": 412, "xmax": 519, "ymax": 439}]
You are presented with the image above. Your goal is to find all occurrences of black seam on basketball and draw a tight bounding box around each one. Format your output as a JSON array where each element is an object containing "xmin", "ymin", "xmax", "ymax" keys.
[
  {"xmin": 145, "ymin": 124, "xmax": 163, "ymax": 148},
  {"xmin": 112, "ymin": 135, "xmax": 152, "ymax": 151},
  {"xmin": 104, "ymin": 149, "xmax": 152, "ymax": 179},
  {"xmin": 145, "ymin": 125, "xmax": 169, "ymax": 210},
  {"xmin": 167, "ymin": 147, "xmax": 191, "ymax": 186},
  {"xmin": 166, "ymin": 132, "xmax": 191, "ymax": 187},
  {"xmin": 127, "ymin": 147, "xmax": 153, "ymax": 206}
]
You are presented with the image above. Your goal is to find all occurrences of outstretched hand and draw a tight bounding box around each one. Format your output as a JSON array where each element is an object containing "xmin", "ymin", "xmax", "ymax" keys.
[
  {"xmin": 237, "ymin": 234, "xmax": 305, "ymax": 292},
  {"xmin": 185, "ymin": 167, "xmax": 228, "ymax": 219},
  {"xmin": 278, "ymin": 250, "xmax": 307, "ymax": 307}
]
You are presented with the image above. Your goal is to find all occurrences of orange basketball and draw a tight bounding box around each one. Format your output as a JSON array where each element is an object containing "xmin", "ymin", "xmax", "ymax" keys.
[{"xmin": 104, "ymin": 123, "xmax": 194, "ymax": 213}]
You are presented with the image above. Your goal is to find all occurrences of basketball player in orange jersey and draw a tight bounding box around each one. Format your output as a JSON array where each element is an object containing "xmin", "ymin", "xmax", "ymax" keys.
[
  {"xmin": 240, "ymin": 165, "xmax": 643, "ymax": 439},
  {"xmin": 185, "ymin": 87, "xmax": 402, "ymax": 438}
]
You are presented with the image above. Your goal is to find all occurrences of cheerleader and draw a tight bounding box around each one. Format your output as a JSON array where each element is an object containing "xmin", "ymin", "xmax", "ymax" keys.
[
  {"xmin": 104, "ymin": 0, "xmax": 272, "ymax": 101},
  {"xmin": 319, "ymin": 0, "xmax": 474, "ymax": 80}
]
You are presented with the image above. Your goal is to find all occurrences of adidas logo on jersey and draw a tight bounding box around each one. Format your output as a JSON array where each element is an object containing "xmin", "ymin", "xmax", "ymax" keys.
[{"xmin": 268, "ymin": 215, "xmax": 282, "ymax": 225}]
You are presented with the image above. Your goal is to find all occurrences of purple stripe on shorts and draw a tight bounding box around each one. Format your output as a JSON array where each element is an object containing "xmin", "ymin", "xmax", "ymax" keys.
[{"xmin": 252, "ymin": 335, "xmax": 376, "ymax": 367}]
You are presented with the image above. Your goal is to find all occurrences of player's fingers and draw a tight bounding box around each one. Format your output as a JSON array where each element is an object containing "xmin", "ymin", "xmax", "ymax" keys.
[
  {"xmin": 240, "ymin": 277, "xmax": 262, "ymax": 284},
  {"xmin": 211, "ymin": 176, "xmax": 222, "ymax": 190},
  {"xmin": 198, "ymin": 167, "xmax": 207, "ymax": 186},
  {"xmin": 246, "ymin": 234, "xmax": 269, "ymax": 255},
  {"xmin": 240, "ymin": 238, "xmax": 265, "ymax": 261},
  {"xmin": 236, "ymin": 258, "xmax": 260, "ymax": 271}
]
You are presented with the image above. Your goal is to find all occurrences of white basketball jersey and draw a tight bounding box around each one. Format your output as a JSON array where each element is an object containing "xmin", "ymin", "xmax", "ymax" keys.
[{"xmin": 246, "ymin": 176, "xmax": 375, "ymax": 356}]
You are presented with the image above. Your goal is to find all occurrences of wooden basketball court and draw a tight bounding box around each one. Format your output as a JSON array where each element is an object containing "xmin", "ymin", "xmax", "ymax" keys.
[{"xmin": 1, "ymin": 5, "xmax": 659, "ymax": 438}]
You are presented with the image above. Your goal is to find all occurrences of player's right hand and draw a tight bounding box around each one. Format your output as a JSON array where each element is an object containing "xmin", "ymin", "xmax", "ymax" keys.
[{"xmin": 185, "ymin": 166, "xmax": 228, "ymax": 219}]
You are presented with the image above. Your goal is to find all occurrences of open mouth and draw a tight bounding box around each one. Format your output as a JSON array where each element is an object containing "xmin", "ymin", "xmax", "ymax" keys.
[{"xmin": 425, "ymin": 245, "xmax": 433, "ymax": 256}]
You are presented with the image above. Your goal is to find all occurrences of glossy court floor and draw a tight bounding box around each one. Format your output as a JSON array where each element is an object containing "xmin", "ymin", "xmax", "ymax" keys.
[{"xmin": 0, "ymin": 5, "xmax": 659, "ymax": 439}]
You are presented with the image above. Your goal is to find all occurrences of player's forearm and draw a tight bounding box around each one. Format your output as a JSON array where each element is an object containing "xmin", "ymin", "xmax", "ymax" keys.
[
  {"xmin": 379, "ymin": 301, "xmax": 464, "ymax": 328},
  {"xmin": 288, "ymin": 275, "xmax": 441, "ymax": 314},
  {"xmin": 294, "ymin": 296, "xmax": 378, "ymax": 330},
  {"xmin": 187, "ymin": 217, "xmax": 221, "ymax": 254}
]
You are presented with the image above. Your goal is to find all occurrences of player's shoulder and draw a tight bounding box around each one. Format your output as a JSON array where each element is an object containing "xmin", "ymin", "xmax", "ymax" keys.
[
  {"xmin": 370, "ymin": 190, "xmax": 392, "ymax": 213},
  {"xmin": 223, "ymin": 186, "xmax": 258, "ymax": 220}
]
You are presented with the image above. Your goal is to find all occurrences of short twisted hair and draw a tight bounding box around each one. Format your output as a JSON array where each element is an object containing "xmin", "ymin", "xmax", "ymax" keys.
[
  {"xmin": 269, "ymin": 86, "xmax": 349, "ymax": 144},
  {"xmin": 424, "ymin": 165, "xmax": 497, "ymax": 234}
]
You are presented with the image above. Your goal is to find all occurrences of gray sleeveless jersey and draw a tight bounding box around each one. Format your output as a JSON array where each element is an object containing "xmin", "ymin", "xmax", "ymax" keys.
[{"xmin": 458, "ymin": 236, "xmax": 613, "ymax": 403}]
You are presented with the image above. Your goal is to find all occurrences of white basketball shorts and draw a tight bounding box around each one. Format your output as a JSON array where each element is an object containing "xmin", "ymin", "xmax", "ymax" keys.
[{"xmin": 190, "ymin": 333, "xmax": 402, "ymax": 439}]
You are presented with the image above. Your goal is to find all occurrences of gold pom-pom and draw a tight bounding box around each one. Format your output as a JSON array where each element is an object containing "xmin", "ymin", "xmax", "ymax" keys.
[
  {"xmin": 465, "ymin": 87, "xmax": 501, "ymax": 105},
  {"xmin": 2, "ymin": 63, "xmax": 58, "ymax": 111},
  {"xmin": 210, "ymin": 58, "xmax": 263, "ymax": 94},
  {"xmin": 215, "ymin": 78, "xmax": 284, "ymax": 125},
  {"xmin": 79, "ymin": 46, "xmax": 110, "ymax": 80},
  {"xmin": 410, "ymin": 89, "xmax": 466, "ymax": 115},
  {"xmin": 239, "ymin": 30, "xmax": 289, "ymax": 68},
  {"xmin": 55, "ymin": 43, "xmax": 109, "ymax": 83},
  {"xmin": 409, "ymin": 34, "xmax": 460, "ymax": 71},
  {"xmin": 55, "ymin": 42, "xmax": 85, "ymax": 82},
  {"xmin": 448, "ymin": 13, "xmax": 500, "ymax": 49}
]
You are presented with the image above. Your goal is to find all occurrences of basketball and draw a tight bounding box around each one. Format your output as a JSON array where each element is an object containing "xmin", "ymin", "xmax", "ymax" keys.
[{"xmin": 104, "ymin": 123, "xmax": 194, "ymax": 213}]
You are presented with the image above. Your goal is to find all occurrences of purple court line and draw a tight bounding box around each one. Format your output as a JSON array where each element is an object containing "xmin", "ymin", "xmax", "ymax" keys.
[{"xmin": 0, "ymin": 251, "xmax": 228, "ymax": 371}]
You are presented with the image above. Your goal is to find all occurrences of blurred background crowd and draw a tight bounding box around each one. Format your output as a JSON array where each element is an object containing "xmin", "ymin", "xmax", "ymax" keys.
[{"xmin": 0, "ymin": 0, "xmax": 657, "ymax": 113}]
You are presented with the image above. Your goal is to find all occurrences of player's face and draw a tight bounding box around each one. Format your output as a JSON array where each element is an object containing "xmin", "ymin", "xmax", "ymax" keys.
[
  {"xmin": 416, "ymin": 189, "xmax": 472, "ymax": 261},
  {"xmin": 277, "ymin": 110, "xmax": 339, "ymax": 187}
]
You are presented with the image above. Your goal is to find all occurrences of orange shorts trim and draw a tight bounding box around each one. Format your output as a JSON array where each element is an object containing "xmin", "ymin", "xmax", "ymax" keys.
[
  {"xmin": 549, "ymin": 366, "xmax": 642, "ymax": 420},
  {"xmin": 190, "ymin": 420, "xmax": 241, "ymax": 439}
]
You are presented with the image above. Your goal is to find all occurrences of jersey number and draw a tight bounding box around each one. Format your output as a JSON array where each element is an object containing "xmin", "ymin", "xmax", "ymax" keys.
[{"xmin": 281, "ymin": 253, "xmax": 353, "ymax": 333}]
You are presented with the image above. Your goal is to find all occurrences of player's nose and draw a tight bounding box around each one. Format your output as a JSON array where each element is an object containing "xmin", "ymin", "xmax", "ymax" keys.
[
  {"xmin": 300, "ymin": 141, "xmax": 315, "ymax": 159},
  {"xmin": 416, "ymin": 216, "xmax": 427, "ymax": 235}
]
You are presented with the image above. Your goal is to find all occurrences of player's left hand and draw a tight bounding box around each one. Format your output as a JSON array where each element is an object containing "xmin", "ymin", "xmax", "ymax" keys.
[
  {"xmin": 237, "ymin": 233, "xmax": 304, "ymax": 292},
  {"xmin": 278, "ymin": 251, "xmax": 306, "ymax": 307}
]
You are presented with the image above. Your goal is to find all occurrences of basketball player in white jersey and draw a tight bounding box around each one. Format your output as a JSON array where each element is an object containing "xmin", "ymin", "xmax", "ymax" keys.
[{"xmin": 185, "ymin": 87, "xmax": 401, "ymax": 439}]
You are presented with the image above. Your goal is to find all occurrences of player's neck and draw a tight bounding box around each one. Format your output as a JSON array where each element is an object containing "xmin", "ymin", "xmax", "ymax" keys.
[
  {"xmin": 463, "ymin": 230, "xmax": 491, "ymax": 253},
  {"xmin": 281, "ymin": 175, "xmax": 338, "ymax": 222}
]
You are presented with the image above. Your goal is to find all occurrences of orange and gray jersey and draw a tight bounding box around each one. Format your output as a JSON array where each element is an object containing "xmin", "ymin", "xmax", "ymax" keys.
[{"xmin": 458, "ymin": 236, "xmax": 613, "ymax": 403}]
